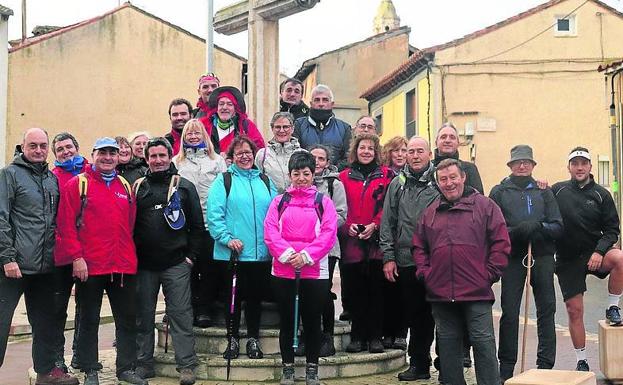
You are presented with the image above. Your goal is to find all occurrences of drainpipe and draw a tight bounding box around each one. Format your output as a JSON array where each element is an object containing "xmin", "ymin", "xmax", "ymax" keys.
[{"xmin": 610, "ymin": 69, "xmax": 623, "ymax": 214}]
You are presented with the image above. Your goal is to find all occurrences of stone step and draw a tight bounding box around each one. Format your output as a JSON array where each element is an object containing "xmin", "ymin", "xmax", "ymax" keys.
[
  {"xmin": 156, "ymin": 321, "xmax": 352, "ymax": 355},
  {"xmin": 154, "ymin": 349, "xmax": 407, "ymax": 381}
]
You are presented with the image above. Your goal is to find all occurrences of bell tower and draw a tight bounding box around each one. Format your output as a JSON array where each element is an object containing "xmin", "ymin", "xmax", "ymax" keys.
[{"xmin": 373, "ymin": 0, "xmax": 400, "ymax": 34}]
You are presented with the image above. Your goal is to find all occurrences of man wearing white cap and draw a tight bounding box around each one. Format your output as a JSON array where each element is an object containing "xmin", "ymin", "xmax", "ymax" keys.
[{"xmin": 552, "ymin": 146, "xmax": 623, "ymax": 372}]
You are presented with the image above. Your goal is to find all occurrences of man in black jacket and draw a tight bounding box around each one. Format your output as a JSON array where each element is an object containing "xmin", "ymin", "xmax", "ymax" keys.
[
  {"xmin": 552, "ymin": 147, "xmax": 623, "ymax": 372},
  {"xmin": 490, "ymin": 145, "xmax": 563, "ymax": 383},
  {"xmin": 433, "ymin": 123, "xmax": 483, "ymax": 194},
  {"xmin": 279, "ymin": 78, "xmax": 309, "ymax": 120},
  {"xmin": 133, "ymin": 138, "xmax": 203, "ymax": 385}
]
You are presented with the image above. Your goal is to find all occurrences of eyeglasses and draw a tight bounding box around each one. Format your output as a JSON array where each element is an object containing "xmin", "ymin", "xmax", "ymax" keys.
[
  {"xmin": 272, "ymin": 124, "xmax": 292, "ymax": 132},
  {"xmin": 511, "ymin": 160, "xmax": 534, "ymax": 167},
  {"xmin": 357, "ymin": 124, "xmax": 376, "ymax": 131},
  {"xmin": 234, "ymin": 151, "xmax": 254, "ymax": 158}
]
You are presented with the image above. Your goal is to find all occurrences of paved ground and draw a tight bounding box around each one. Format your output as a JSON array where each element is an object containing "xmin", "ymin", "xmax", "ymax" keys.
[{"xmin": 1, "ymin": 270, "xmax": 613, "ymax": 385}]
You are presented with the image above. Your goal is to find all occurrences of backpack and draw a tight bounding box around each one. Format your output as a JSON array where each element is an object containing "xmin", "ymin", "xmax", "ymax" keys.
[
  {"xmin": 132, "ymin": 175, "xmax": 181, "ymax": 202},
  {"xmin": 223, "ymin": 171, "xmax": 270, "ymax": 198},
  {"xmin": 277, "ymin": 191, "xmax": 325, "ymax": 221},
  {"xmin": 75, "ymin": 173, "xmax": 132, "ymax": 229}
]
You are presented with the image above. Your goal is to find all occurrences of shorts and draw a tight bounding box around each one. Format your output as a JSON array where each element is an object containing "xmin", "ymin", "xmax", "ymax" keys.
[{"xmin": 556, "ymin": 251, "xmax": 610, "ymax": 301}]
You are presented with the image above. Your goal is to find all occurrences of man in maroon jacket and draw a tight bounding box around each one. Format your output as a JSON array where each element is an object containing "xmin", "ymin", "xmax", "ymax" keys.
[{"xmin": 413, "ymin": 158, "xmax": 510, "ymax": 385}]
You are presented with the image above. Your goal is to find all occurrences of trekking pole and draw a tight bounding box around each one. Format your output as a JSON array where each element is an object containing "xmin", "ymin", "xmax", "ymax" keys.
[
  {"xmin": 164, "ymin": 314, "xmax": 169, "ymax": 353},
  {"xmin": 226, "ymin": 250, "xmax": 239, "ymax": 381},
  {"xmin": 293, "ymin": 269, "xmax": 301, "ymax": 349},
  {"xmin": 520, "ymin": 242, "xmax": 533, "ymax": 373}
]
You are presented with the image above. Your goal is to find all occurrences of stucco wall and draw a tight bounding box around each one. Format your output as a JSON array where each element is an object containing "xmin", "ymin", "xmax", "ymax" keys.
[{"xmin": 6, "ymin": 6, "xmax": 245, "ymax": 163}]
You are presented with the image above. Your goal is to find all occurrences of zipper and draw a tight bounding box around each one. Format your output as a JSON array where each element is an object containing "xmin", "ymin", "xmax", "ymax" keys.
[
  {"xmin": 526, "ymin": 193, "xmax": 533, "ymax": 215},
  {"xmin": 249, "ymin": 177, "xmax": 258, "ymax": 260},
  {"xmin": 450, "ymin": 243, "xmax": 455, "ymax": 302}
]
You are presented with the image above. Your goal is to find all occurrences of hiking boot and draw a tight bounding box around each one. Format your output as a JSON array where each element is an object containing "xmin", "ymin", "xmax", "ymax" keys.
[
  {"xmin": 118, "ymin": 369, "xmax": 149, "ymax": 385},
  {"xmin": 223, "ymin": 336, "xmax": 240, "ymax": 359},
  {"xmin": 35, "ymin": 367, "xmax": 79, "ymax": 385},
  {"xmin": 83, "ymin": 370, "xmax": 99, "ymax": 385},
  {"xmin": 134, "ymin": 366, "xmax": 156, "ymax": 379},
  {"xmin": 368, "ymin": 338, "xmax": 384, "ymax": 353},
  {"xmin": 393, "ymin": 337, "xmax": 407, "ymax": 350},
  {"xmin": 607, "ymin": 305, "xmax": 622, "ymax": 326},
  {"xmin": 305, "ymin": 363, "xmax": 320, "ymax": 385},
  {"xmin": 345, "ymin": 339, "xmax": 365, "ymax": 353},
  {"xmin": 318, "ymin": 333, "xmax": 336, "ymax": 357},
  {"xmin": 70, "ymin": 356, "xmax": 80, "ymax": 370},
  {"xmin": 179, "ymin": 368, "xmax": 196, "ymax": 385},
  {"xmin": 398, "ymin": 365, "xmax": 431, "ymax": 381},
  {"xmin": 576, "ymin": 359, "xmax": 590, "ymax": 371},
  {"xmin": 338, "ymin": 310, "xmax": 351, "ymax": 321},
  {"xmin": 280, "ymin": 363, "xmax": 295, "ymax": 385},
  {"xmin": 193, "ymin": 314, "xmax": 212, "ymax": 328},
  {"xmin": 246, "ymin": 337, "xmax": 264, "ymax": 359},
  {"xmin": 382, "ymin": 336, "xmax": 394, "ymax": 349},
  {"xmin": 294, "ymin": 339, "xmax": 306, "ymax": 356}
]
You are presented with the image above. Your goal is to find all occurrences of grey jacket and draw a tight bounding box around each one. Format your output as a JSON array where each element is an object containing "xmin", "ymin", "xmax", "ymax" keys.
[
  {"xmin": 0, "ymin": 155, "xmax": 59, "ymax": 274},
  {"xmin": 380, "ymin": 163, "xmax": 439, "ymax": 267},
  {"xmin": 314, "ymin": 166, "xmax": 347, "ymax": 258},
  {"xmin": 255, "ymin": 137, "xmax": 301, "ymax": 193}
]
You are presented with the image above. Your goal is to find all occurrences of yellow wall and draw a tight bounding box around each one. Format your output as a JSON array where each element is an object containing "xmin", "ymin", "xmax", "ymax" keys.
[
  {"xmin": 417, "ymin": 76, "xmax": 431, "ymax": 143},
  {"xmin": 6, "ymin": 6, "xmax": 245, "ymax": 163},
  {"xmin": 379, "ymin": 93, "xmax": 405, "ymax": 144}
]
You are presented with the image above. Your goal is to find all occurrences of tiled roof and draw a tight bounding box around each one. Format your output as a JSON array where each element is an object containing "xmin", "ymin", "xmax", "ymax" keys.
[
  {"xmin": 0, "ymin": 4, "xmax": 13, "ymax": 17},
  {"xmin": 7, "ymin": 1, "xmax": 246, "ymax": 62},
  {"xmin": 361, "ymin": 0, "xmax": 623, "ymax": 102}
]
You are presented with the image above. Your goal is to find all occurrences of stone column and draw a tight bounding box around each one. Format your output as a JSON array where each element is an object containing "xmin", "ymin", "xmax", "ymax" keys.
[
  {"xmin": 0, "ymin": 13, "xmax": 11, "ymax": 166},
  {"xmin": 247, "ymin": 1, "xmax": 279, "ymax": 137}
]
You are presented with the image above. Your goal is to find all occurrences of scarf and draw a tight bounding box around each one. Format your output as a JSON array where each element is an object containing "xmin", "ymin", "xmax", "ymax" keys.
[
  {"xmin": 183, "ymin": 141, "xmax": 207, "ymax": 150},
  {"xmin": 309, "ymin": 108, "xmax": 333, "ymax": 126},
  {"xmin": 93, "ymin": 165, "xmax": 116, "ymax": 186},
  {"xmin": 510, "ymin": 175, "xmax": 533, "ymax": 189},
  {"xmin": 352, "ymin": 161, "xmax": 378, "ymax": 179},
  {"xmin": 54, "ymin": 155, "xmax": 85, "ymax": 176}
]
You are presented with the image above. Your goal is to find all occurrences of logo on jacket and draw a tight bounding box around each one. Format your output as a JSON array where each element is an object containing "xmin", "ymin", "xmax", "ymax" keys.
[{"xmin": 116, "ymin": 192, "xmax": 128, "ymax": 200}]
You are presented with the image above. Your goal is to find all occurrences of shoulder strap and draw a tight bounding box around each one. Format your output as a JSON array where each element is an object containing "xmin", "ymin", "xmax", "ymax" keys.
[
  {"xmin": 223, "ymin": 171, "xmax": 232, "ymax": 198},
  {"xmin": 132, "ymin": 177, "xmax": 146, "ymax": 196},
  {"xmin": 260, "ymin": 148, "xmax": 268, "ymax": 172},
  {"xmin": 327, "ymin": 177, "xmax": 335, "ymax": 199},
  {"xmin": 78, "ymin": 173, "xmax": 88, "ymax": 198},
  {"xmin": 277, "ymin": 192, "xmax": 292, "ymax": 219},
  {"xmin": 117, "ymin": 175, "xmax": 132, "ymax": 202},
  {"xmin": 314, "ymin": 192, "xmax": 325, "ymax": 220},
  {"xmin": 167, "ymin": 175, "xmax": 181, "ymax": 201},
  {"xmin": 242, "ymin": 118, "xmax": 249, "ymax": 134},
  {"xmin": 259, "ymin": 173, "xmax": 271, "ymax": 192}
]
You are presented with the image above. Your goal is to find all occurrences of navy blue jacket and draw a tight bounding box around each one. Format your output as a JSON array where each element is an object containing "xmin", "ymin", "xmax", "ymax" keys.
[{"xmin": 294, "ymin": 115, "xmax": 352, "ymax": 169}]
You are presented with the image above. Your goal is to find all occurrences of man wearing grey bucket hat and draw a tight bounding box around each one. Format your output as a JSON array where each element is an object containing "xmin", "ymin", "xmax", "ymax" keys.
[{"xmin": 490, "ymin": 145, "xmax": 563, "ymax": 383}]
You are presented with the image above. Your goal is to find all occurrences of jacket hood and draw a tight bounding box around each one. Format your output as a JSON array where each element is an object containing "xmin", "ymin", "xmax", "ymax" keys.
[
  {"xmin": 400, "ymin": 162, "xmax": 435, "ymax": 184},
  {"xmin": 228, "ymin": 163, "xmax": 261, "ymax": 178},
  {"xmin": 433, "ymin": 149, "xmax": 459, "ymax": 163},
  {"xmin": 267, "ymin": 137, "xmax": 300, "ymax": 153},
  {"xmin": 285, "ymin": 185, "xmax": 319, "ymax": 198},
  {"xmin": 12, "ymin": 154, "xmax": 49, "ymax": 175}
]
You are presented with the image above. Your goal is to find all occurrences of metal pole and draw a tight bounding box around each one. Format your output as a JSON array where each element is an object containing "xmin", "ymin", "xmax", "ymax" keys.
[
  {"xmin": 21, "ymin": 0, "xmax": 26, "ymax": 42},
  {"xmin": 610, "ymin": 71, "xmax": 622, "ymax": 214},
  {"xmin": 206, "ymin": 0, "xmax": 214, "ymax": 72}
]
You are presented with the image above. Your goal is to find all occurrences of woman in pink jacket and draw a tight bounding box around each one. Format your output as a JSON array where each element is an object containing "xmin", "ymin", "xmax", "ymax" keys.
[{"xmin": 264, "ymin": 151, "xmax": 338, "ymax": 385}]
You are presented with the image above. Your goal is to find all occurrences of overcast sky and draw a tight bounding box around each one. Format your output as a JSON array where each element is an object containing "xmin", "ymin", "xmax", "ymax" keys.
[{"xmin": 4, "ymin": 0, "xmax": 622, "ymax": 75}]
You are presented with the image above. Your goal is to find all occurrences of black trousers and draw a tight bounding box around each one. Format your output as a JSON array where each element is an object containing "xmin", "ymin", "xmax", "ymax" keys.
[
  {"xmin": 398, "ymin": 266, "xmax": 434, "ymax": 369},
  {"xmin": 218, "ymin": 261, "xmax": 271, "ymax": 339},
  {"xmin": 191, "ymin": 232, "xmax": 219, "ymax": 316},
  {"xmin": 384, "ymin": 275, "xmax": 407, "ymax": 340},
  {"xmin": 76, "ymin": 273, "xmax": 137, "ymax": 375},
  {"xmin": 52, "ymin": 265, "xmax": 80, "ymax": 365},
  {"xmin": 0, "ymin": 273, "xmax": 60, "ymax": 374},
  {"xmin": 321, "ymin": 257, "xmax": 338, "ymax": 335},
  {"xmin": 273, "ymin": 276, "xmax": 329, "ymax": 364},
  {"xmin": 340, "ymin": 260, "xmax": 384, "ymax": 342},
  {"xmin": 498, "ymin": 254, "xmax": 556, "ymax": 378}
]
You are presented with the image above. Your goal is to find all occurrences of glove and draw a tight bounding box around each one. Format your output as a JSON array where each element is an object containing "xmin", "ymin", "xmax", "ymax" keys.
[{"xmin": 515, "ymin": 221, "xmax": 542, "ymax": 241}]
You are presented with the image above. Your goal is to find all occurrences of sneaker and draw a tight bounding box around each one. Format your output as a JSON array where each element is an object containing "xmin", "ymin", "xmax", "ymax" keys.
[
  {"xmin": 35, "ymin": 367, "xmax": 79, "ymax": 385},
  {"xmin": 368, "ymin": 338, "xmax": 384, "ymax": 353},
  {"xmin": 246, "ymin": 337, "xmax": 264, "ymax": 359},
  {"xmin": 382, "ymin": 336, "xmax": 394, "ymax": 349},
  {"xmin": 193, "ymin": 314, "xmax": 212, "ymax": 328},
  {"xmin": 576, "ymin": 359, "xmax": 590, "ymax": 371},
  {"xmin": 607, "ymin": 305, "xmax": 623, "ymax": 326},
  {"xmin": 83, "ymin": 370, "xmax": 99, "ymax": 385},
  {"xmin": 305, "ymin": 363, "xmax": 320, "ymax": 385},
  {"xmin": 338, "ymin": 310, "xmax": 351, "ymax": 321},
  {"xmin": 280, "ymin": 363, "xmax": 295, "ymax": 385},
  {"xmin": 345, "ymin": 339, "xmax": 365, "ymax": 353},
  {"xmin": 223, "ymin": 336, "xmax": 240, "ymax": 359},
  {"xmin": 118, "ymin": 369, "xmax": 149, "ymax": 385},
  {"xmin": 393, "ymin": 337, "xmax": 407, "ymax": 350},
  {"xmin": 398, "ymin": 365, "xmax": 431, "ymax": 381},
  {"xmin": 179, "ymin": 368, "xmax": 196, "ymax": 385},
  {"xmin": 134, "ymin": 366, "xmax": 156, "ymax": 379},
  {"xmin": 318, "ymin": 333, "xmax": 336, "ymax": 357},
  {"xmin": 294, "ymin": 339, "xmax": 306, "ymax": 357}
]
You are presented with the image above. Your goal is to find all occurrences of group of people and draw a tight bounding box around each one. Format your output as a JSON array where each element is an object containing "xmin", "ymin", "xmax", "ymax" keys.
[{"xmin": 1, "ymin": 72, "xmax": 622, "ymax": 385}]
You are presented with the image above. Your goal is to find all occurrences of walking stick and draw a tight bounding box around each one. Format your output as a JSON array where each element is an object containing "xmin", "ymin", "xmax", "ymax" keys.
[
  {"xmin": 293, "ymin": 269, "xmax": 301, "ymax": 349},
  {"xmin": 164, "ymin": 314, "xmax": 169, "ymax": 353},
  {"xmin": 520, "ymin": 243, "xmax": 533, "ymax": 373},
  {"xmin": 226, "ymin": 250, "xmax": 239, "ymax": 381}
]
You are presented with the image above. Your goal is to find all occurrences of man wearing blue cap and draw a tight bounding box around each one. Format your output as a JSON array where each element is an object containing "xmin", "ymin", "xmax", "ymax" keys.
[
  {"xmin": 132, "ymin": 137, "xmax": 203, "ymax": 385},
  {"xmin": 55, "ymin": 137, "xmax": 145, "ymax": 385}
]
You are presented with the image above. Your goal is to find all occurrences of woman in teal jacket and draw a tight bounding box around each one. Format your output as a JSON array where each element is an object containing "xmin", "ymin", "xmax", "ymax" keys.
[{"xmin": 207, "ymin": 135, "xmax": 277, "ymax": 361}]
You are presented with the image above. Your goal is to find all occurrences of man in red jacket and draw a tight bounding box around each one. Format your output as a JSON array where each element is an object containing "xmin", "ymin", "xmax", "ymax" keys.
[
  {"xmin": 55, "ymin": 137, "xmax": 146, "ymax": 385},
  {"xmin": 413, "ymin": 158, "xmax": 510, "ymax": 385}
]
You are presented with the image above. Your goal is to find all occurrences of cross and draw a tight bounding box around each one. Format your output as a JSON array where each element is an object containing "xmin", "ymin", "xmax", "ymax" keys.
[{"xmin": 214, "ymin": 0, "xmax": 318, "ymax": 137}]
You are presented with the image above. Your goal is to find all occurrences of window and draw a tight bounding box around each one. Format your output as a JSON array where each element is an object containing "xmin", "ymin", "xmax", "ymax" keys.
[
  {"xmin": 405, "ymin": 89, "xmax": 417, "ymax": 138},
  {"xmin": 598, "ymin": 159, "xmax": 609, "ymax": 187},
  {"xmin": 554, "ymin": 14, "xmax": 577, "ymax": 36},
  {"xmin": 373, "ymin": 108, "xmax": 383, "ymax": 136}
]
